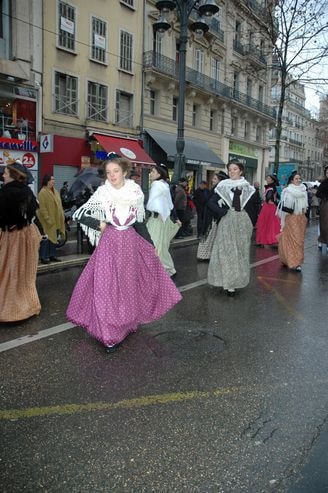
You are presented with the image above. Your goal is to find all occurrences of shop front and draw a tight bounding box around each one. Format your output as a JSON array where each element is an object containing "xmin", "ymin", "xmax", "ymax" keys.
[
  {"xmin": 90, "ymin": 133, "xmax": 156, "ymax": 191},
  {"xmin": 0, "ymin": 138, "xmax": 38, "ymax": 194},
  {"xmin": 228, "ymin": 142, "xmax": 258, "ymax": 183},
  {"xmin": 40, "ymin": 134, "xmax": 92, "ymax": 191},
  {"xmin": 145, "ymin": 129, "xmax": 224, "ymax": 185}
]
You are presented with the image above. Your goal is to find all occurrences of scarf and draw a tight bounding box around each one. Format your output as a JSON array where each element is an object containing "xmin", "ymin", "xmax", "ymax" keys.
[
  {"xmin": 215, "ymin": 177, "xmax": 255, "ymax": 210},
  {"xmin": 73, "ymin": 178, "xmax": 145, "ymax": 245},
  {"xmin": 146, "ymin": 179, "xmax": 173, "ymax": 222},
  {"xmin": 276, "ymin": 183, "xmax": 308, "ymax": 228}
]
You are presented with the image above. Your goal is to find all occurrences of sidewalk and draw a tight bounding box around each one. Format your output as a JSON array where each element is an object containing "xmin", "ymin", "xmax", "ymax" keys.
[{"xmin": 37, "ymin": 232, "xmax": 199, "ymax": 275}]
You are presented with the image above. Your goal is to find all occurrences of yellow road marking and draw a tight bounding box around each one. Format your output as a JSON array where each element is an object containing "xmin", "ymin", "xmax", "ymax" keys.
[
  {"xmin": 0, "ymin": 387, "xmax": 242, "ymax": 421},
  {"xmin": 257, "ymin": 276, "xmax": 298, "ymax": 284},
  {"xmin": 258, "ymin": 277, "xmax": 304, "ymax": 320}
]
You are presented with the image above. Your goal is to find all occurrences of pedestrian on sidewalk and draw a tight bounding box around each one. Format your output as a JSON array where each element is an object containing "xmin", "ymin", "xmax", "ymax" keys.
[
  {"xmin": 66, "ymin": 157, "xmax": 182, "ymax": 353},
  {"xmin": 196, "ymin": 171, "xmax": 228, "ymax": 261},
  {"xmin": 37, "ymin": 175, "xmax": 65, "ymax": 264},
  {"xmin": 255, "ymin": 174, "xmax": 281, "ymax": 247},
  {"xmin": 0, "ymin": 161, "xmax": 41, "ymax": 322},
  {"xmin": 193, "ymin": 181, "xmax": 210, "ymax": 238},
  {"xmin": 207, "ymin": 160, "xmax": 258, "ymax": 296},
  {"xmin": 276, "ymin": 171, "xmax": 308, "ymax": 272},
  {"xmin": 316, "ymin": 165, "xmax": 328, "ymax": 251},
  {"xmin": 146, "ymin": 163, "xmax": 180, "ymax": 276}
]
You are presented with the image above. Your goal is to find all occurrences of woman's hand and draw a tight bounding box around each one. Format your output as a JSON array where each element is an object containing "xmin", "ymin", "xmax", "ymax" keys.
[{"xmin": 100, "ymin": 221, "xmax": 107, "ymax": 233}]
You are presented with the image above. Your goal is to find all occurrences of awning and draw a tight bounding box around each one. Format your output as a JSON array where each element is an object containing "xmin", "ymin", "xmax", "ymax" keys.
[
  {"xmin": 93, "ymin": 134, "xmax": 155, "ymax": 166},
  {"xmin": 146, "ymin": 129, "xmax": 224, "ymax": 167}
]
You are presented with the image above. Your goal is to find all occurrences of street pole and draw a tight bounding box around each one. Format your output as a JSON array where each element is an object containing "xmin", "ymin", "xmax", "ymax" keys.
[{"xmin": 173, "ymin": 1, "xmax": 190, "ymax": 182}]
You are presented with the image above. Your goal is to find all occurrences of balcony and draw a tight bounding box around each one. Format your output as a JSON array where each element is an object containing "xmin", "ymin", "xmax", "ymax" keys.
[
  {"xmin": 289, "ymin": 137, "xmax": 303, "ymax": 147},
  {"xmin": 233, "ymin": 39, "xmax": 244, "ymax": 56},
  {"xmin": 143, "ymin": 51, "xmax": 275, "ymax": 119},
  {"xmin": 246, "ymin": 0, "xmax": 267, "ymax": 19},
  {"xmin": 233, "ymin": 41, "xmax": 266, "ymax": 65},
  {"xmin": 232, "ymin": 90, "xmax": 275, "ymax": 119}
]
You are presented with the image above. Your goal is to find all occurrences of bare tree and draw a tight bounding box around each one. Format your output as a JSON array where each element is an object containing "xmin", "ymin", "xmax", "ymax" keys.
[{"xmin": 252, "ymin": 0, "xmax": 328, "ymax": 173}]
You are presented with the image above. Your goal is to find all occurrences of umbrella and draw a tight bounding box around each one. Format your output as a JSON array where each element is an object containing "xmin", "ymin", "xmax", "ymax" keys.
[{"xmin": 68, "ymin": 168, "xmax": 103, "ymax": 198}]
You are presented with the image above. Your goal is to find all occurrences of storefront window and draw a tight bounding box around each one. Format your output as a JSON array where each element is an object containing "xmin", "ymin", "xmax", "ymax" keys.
[{"xmin": 0, "ymin": 97, "xmax": 36, "ymax": 141}]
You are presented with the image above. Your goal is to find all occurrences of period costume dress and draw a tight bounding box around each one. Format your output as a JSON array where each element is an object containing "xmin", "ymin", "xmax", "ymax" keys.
[
  {"xmin": 276, "ymin": 183, "xmax": 308, "ymax": 269},
  {"xmin": 66, "ymin": 178, "xmax": 182, "ymax": 347},
  {"xmin": 146, "ymin": 179, "xmax": 179, "ymax": 276},
  {"xmin": 207, "ymin": 177, "xmax": 257, "ymax": 291},
  {"xmin": 197, "ymin": 186, "xmax": 221, "ymax": 261},
  {"xmin": 0, "ymin": 181, "xmax": 41, "ymax": 322},
  {"xmin": 316, "ymin": 178, "xmax": 328, "ymax": 245},
  {"xmin": 255, "ymin": 183, "xmax": 281, "ymax": 246}
]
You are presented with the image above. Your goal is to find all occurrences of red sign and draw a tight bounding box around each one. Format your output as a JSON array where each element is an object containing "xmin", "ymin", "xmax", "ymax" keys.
[{"xmin": 22, "ymin": 152, "xmax": 36, "ymax": 168}]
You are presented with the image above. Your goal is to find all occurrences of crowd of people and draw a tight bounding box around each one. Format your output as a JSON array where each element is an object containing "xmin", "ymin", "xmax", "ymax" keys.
[{"xmin": 1, "ymin": 156, "xmax": 328, "ymax": 352}]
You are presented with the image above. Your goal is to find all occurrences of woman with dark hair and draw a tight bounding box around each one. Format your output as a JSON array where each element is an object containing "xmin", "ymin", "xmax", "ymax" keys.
[
  {"xmin": 146, "ymin": 163, "xmax": 180, "ymax": 276},
  {"xmin": 37, "ymin": 174, "xmax": 65, "ymax": 264},
  {"xmin": 255, "ymin": 174, "xmax": 281, "ymax": 247},
  {"xmin": 276, "ymin": 171, "xmax": 308, "ymax": 271},
  {"xmin": 207, "ymin": 160, "xmax": 258, "ymax": 296},
  {"xmin": 315, "ymin": 166, "xmax": 328, "ymax": 251},
  {"xmin": 66, "ymin": 157, "xmax": 181, "ymax": 353},
  {"xmin": 0, "ymin": 161, "xmax": 41, "ymax": 322},
  {"xmin": 196, "ymin": 170, "xmax": 228, "ymax": 261}
]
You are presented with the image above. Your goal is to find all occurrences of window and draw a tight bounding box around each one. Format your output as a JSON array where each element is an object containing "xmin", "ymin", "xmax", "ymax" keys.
[
  {"xmin": 231, "ymin": 117, "xmax": 238, "ymax": 136},
  {"xmin": 54, "ymin": 72, "xmax": 78, "ymax": 115},
  {"xmin": 116, "ymin": 90, "xmax": 133, "ymax": 127},
  {"xmin": 256, "ymin": 125, "xmax": 262, "ymax": 142},
  {"xmin": 91, "ymin": 17, "xmax": 107, "ymax": 64},
  {"xmin": 258, "ymin": 85, "xmax": 264, "ymax": 103},
  {"xmin": 244, "ymin": 121, "xmax": 250, "ymax": 139},
  {"xmin": 221, "ymin": 109, "xmax": 225, "ymax": 134},
  {"xmin": 195, "ymin": 49, "xmax": 204, "ymax": 73},
  {"xmin": 211, "ymin": 58, "xmax": 220, "ymax": 81},
  {"xmin": 210, "ymin": 109, "xmax": 218, "ymax": 132},
  {"xmin": 120, "ymin": 30, "xmax": 133, "ymax": 72},
  {"xmin": 235, "ymin": 20, "xmax": 241, "ymax": 42},
  {"xmin": 246, "ymin": 78, "xmax": 252, "ymax": 100},
  {"xmin": 87, "ymin": 81, "xmax": 108, "ymax": 121},
  {"xmin": 0, "ymin": 0, "xmax": 11, "ymax": 58},
  {"xmin": 153, "ymin": 31, "xmax": 163, "ymax": 55},
  {"xmin": 120, "ymin": 0, "xmax": 135, "ymax": 7},
  {"xmin": 173, "ymin": 96, "xmax": 178, "ymax": 121},
  {"xmin": 149, "ymin": 90, "xmax": 157, "ymax": 116},
  {"xmin": 233, "ymin": 72, "xmax": 239, "ymax": 95},
  {"xmin": 58, "ymin": 1, "xmax": 76, "ymax": 51}
]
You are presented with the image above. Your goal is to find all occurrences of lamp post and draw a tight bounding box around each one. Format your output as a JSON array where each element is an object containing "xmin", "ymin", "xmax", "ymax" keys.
[{"xmin": 153, "ymin": 0, "xmax": 219, "ymax": 182}]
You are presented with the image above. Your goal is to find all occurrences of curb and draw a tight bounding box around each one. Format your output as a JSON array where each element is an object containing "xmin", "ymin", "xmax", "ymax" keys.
[{"xmin": 37, "ymin": 236, "xmax": 199, "ymax": 275}]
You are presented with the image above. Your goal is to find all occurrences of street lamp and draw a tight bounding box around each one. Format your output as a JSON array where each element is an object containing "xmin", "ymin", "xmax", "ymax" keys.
[{"xmin": 153, "ymin": 0, "xmax": 219, "ymax": 181}]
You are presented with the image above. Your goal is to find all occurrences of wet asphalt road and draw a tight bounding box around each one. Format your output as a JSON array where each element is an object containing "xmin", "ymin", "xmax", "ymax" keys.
[{"xmin": 1, "ymin": 222, "xmax": 328, "ymax": 492}]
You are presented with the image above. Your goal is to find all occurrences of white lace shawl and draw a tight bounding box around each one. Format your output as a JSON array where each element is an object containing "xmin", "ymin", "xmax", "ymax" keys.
[
  {"xmin": 276, "ymin": 183, "xmax": 308, "ymax": 228},
  {"xmin": 146, "ymin": 179, "xmax": 173, "ymax": 222},
  {"xmin": 73, "ymin": 179, "xmax": 145, "ymax": 245},
  {"xmin": 215, "ymin": 177, "xmax": 255, "ymax": 209}
]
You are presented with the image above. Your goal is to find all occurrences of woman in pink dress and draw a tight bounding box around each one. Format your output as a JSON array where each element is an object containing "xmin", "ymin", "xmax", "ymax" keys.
[
  {"xmin": 256, "ymin": 174, "xmax": 281, "ymax": 247},
  {"xmin": 66, "ymin": 157, "xmax": 182, "ymax": 352}
]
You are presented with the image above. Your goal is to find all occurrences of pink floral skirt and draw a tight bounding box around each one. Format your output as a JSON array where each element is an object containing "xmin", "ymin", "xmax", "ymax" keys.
[{"xmin": 66, "ymin": 225, "xmax": 182, "ymax": 346}]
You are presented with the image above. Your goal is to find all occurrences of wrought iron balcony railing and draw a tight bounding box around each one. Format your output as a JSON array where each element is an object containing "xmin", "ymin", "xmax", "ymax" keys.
[{"xmin": 143, "ymin": 51, "xmax": 275, "ymax": 119}]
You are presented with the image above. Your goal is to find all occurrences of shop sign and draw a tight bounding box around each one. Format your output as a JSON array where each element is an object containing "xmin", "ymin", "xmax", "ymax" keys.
[
  {"xmin": 120, "ymin": 147, "xmax": 136, "ymax": 160},
  {"xmin": 228, "ymin": 153, "xmax": 257, "ymax": 169},
  {"xmin": 40, "ymin": 134, "xmax": 53, "ymax": 153},
  {"xmin": 14, "ymin": 87, "xmax": 37, "ymax": 100},
  {"xmin": 94, "ymin": 34, "xmax": 106, "ymax": 49},
  {"xmin": 229, "ymin": 141, "xmax": 258, "ymax": 158},
  {"xmin": 0, "ymin": 138, "xmax": 38, "ymax": 152},
  {"xmin": 61, "ymin": 17, "xmax": 74, "ymax": 34},
  {"xmin": 0, "ymin": 149, "xmax": 38, "ymax": 170}
]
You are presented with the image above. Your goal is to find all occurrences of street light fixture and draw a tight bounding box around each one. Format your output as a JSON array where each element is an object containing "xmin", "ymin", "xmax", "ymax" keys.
[{"xmin": 153, "ymin": 0, "xmax": 219, "ymax": 181}]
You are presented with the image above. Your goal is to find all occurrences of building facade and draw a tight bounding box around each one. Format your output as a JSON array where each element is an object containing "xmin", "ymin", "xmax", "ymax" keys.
[
  {"xmin": 41, "ymin": 0, "xmax": 154, "ymax": 188},
  {"xmin": 269, "ymin": 78, "xmax": 324, "ymax": 184},
  {"xmin": 0, "ymin": 0, "xmax": 42, "ymax": 191},
  {"xmin": 143, "ymin": 0, "xmax": 275, "ymax": 186}
]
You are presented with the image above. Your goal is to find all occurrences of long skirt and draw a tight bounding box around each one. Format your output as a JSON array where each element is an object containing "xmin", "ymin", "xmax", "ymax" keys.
[
  {"xmin": 0, "ymin": 224, "xmax": 41, "ymax": 322},
  {"xmin": 146, "ymin": 216, "xmax": 179, "ymax": 276},
  {"xmin": 208, "ymin": 210, "xmax": 253, "ymax": 290},
  {"xmin": 278, "ymin": 214, "xmax": 307, "ymax": 269},
  {"xmin": 318, "ymin": 199, "xmax": 328, "ymax": 244},
  {"xmin": 256, "ymin": 202, "xmax": 281, "ymax": 245},
  {"xmin": 197, "ymin": 220, "xmax": 218, "ymax": 260},
  {"xmin": 66, "ymin": 225, "xmax": 182, "ymax": 346}
]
